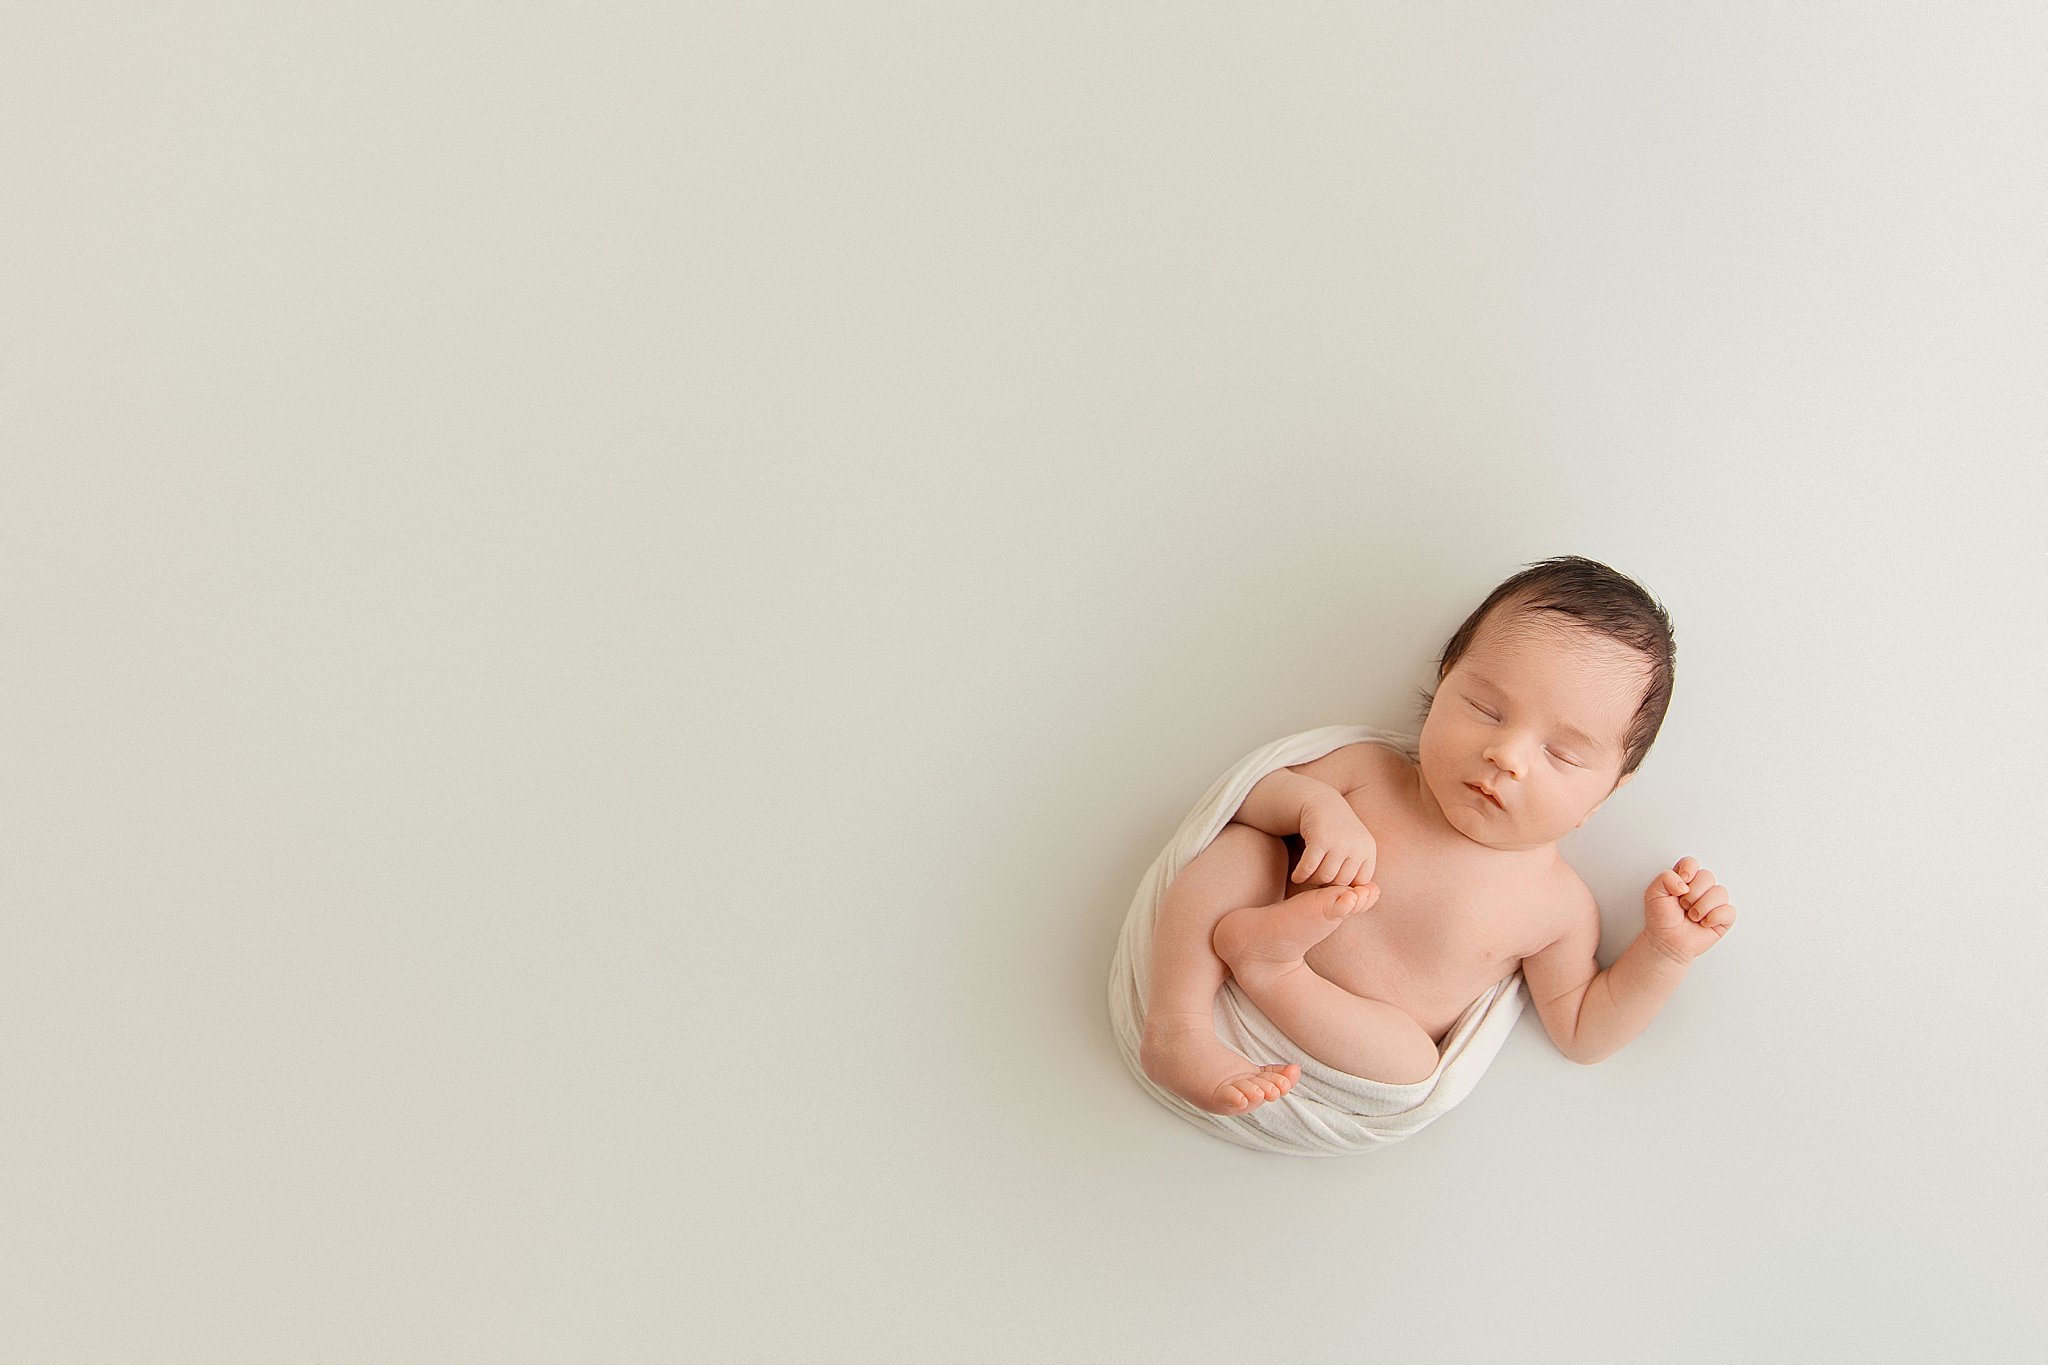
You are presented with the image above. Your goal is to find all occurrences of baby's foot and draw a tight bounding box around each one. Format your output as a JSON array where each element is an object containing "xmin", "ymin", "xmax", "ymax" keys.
[
  {"xmin": 1140, "ymin": 1011, "xmax": 1302, "ymax": 1115},
  {"xmin": 1213, "ymin": 883, "xmax": 1378, "ymax": 980}
]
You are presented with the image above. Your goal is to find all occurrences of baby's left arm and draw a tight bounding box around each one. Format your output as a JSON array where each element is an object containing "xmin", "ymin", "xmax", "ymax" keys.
[{"xmin": 1523, "ymin": 858, "xmax": 1737, "ymax": 1065}]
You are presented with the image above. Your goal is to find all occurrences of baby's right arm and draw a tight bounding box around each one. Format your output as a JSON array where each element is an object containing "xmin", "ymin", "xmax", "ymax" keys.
[
  {"xmin": 1233, "ymin": 767, "xmax": 1343, "ymax": 836},
  {"xmin": 1233, "ymin": 743, "xmax": 1380, "ymax": 833},
  {"xmin": 1233, "ymin": 745, "xmax": 1381, "ymax": 887}
]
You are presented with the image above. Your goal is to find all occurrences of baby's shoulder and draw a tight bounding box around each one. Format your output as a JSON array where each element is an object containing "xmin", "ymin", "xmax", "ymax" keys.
[
  {"xmin": 1347, "ymin": 735, "xmax": 1417, "ymax": 779},
  {"xmin": 1288, "ymin": 737, "xmax": 1411, "ymax": 797},
  {"xmin": 1355, "ymin": 738, "xmax": 1420, "ymax": 792},
  {"xmin": 1532, "ymin": 857, "xmax": 1599, "ymax": 935},
  {"xmin": 1333, "ymin": 742, "xmax": 1428, "ymax": 833}
]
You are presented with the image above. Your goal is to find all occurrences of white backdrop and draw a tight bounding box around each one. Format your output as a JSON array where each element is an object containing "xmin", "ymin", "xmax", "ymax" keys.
[{"xmin": 4, "ymin": 4, "xmax": 2043, "ymax": 1361}]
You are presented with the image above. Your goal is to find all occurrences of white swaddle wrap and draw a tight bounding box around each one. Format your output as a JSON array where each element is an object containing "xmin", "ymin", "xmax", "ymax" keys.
[{"xmin": 1108, "ymin": 725, "xmax": 1526, "ymax": 1156}]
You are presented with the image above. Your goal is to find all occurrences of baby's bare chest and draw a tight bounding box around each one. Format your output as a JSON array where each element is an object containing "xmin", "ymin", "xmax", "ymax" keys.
[{"xmin": 1286, "ymin": 749, "xmax": 1560, "ymax": 1040}]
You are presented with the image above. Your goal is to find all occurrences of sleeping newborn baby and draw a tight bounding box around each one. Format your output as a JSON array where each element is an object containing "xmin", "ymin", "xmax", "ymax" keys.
[{"xmin": 1139, "ymin": 555, "xmax": 1738, "ymax": 1115}]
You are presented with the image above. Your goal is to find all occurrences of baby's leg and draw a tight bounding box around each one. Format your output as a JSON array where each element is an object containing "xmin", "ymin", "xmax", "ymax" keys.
[
  {"xmin": 1140, "ymin": 823, "xmax": 1306, "ymax": 1115},
  {"xmin": 1213, "ymin": 892, "xmax": 1442, "ymax": 1085}
]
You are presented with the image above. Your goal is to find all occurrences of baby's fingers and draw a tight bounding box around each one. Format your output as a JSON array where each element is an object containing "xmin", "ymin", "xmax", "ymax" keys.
[
  {"xmin": 1294, "ymin": 848, "xmax": 1326, "ymax": 883},
  {"xmin": 1686, "ymin": 887, "xmax": 1730, "ymax": 921}
]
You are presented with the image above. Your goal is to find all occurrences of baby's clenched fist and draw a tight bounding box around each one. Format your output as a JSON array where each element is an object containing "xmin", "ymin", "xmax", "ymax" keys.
[{"xmin": 1294, "ymin": 798, "xmax": 1379, "ymax": 889}]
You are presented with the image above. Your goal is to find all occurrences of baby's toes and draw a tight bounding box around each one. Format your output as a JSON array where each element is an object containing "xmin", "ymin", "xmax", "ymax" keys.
[
  {"xmin": 1214, "ymin": 1078, "xmax": 1255, "ymax": 1111},
  {"xmin": 1216, "ymin": 1064, "xmax": 1302, "ymax": 1113},
  {"xmin": 1298, "ymin": 885, "xmax": 1362, "ymax": 921},
  {"xmin": 1221, "ymin": 1074, "xmax": 1269, "ymax": 1111}
]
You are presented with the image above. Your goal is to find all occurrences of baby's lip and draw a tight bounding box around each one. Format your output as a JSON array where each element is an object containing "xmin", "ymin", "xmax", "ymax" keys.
[{"xmin": 1468, "ymin": 783, "xmax": 1505, "ymax": 810}]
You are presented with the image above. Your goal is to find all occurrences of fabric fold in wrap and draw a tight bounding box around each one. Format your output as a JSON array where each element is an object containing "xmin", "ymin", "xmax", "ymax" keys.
[{"xmin": 1108, "ymin": 725, "xmax": 1526, "ymax": 1156}]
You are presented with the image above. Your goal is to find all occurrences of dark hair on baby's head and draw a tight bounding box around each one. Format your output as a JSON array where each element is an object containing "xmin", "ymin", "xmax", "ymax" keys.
[{"xmin": 1414, "ymin": 555, "xmax": 1676, "ymax": 784}]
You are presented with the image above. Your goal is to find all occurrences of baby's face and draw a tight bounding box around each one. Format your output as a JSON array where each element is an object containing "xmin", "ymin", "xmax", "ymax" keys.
[{"xmin": 1417, "ymin": 619, "xmax": 1645, "ymax": 853}]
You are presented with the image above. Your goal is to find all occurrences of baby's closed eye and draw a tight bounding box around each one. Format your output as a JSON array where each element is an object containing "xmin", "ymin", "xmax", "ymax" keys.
[{"xmin": 1468, "ymin": 699, "xmax": 1587, "ymax": 765}]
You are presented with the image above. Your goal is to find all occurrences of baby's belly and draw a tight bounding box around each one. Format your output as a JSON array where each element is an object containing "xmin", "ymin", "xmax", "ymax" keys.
[
  {"xmin": 1306, "ymin": 923, "xmax": 1515, "ymax": 1047},
  {"xmin": 1280, "ymin": 835, "xmax": 1523, "ymax": 1047}
]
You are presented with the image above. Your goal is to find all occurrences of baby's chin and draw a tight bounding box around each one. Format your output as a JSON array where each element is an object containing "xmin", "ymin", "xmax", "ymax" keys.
[
  {"xmin": 1450, "ymin": 818, "xmax": 1519, "ymax": 852},
  {"xmin": 1436, "ymin": 792, "xmax": 1557, "ymax": 854},
  {"xmin": 1431, "ymin": 791, "xmax": 1507, "ymax": 847}
]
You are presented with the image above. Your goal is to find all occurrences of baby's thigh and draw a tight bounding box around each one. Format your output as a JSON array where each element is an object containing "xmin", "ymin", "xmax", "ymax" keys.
[{"xmin": 1165, "ymin": 823, "xmax": 1290, "ymax": 915}]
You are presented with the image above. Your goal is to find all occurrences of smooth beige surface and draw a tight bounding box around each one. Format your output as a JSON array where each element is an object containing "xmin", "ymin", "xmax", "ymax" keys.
[{"xmin": 4, "ymin": 5, "xmax": 2044, "ymax": 1361}]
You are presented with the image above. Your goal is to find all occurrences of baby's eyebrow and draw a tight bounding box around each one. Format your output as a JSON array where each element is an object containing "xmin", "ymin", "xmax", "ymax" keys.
[{"xmin": 1462, "ymin": 674, "xmax": 1612, "ymax": 754}]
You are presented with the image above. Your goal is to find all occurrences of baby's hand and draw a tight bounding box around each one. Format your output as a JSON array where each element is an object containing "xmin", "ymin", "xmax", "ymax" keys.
[
  {"xmin": 1295, "ymin": 799, "xmax": 1378, "ymax": 889},
  {"xmin": 1642, "ymin": 856, "xmax": 1736, "ymax": 964}
]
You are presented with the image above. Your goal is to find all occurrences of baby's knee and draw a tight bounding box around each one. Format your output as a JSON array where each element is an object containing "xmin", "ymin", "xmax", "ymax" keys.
[
  {"xmin": 1158, "ymin": 824, "xmax": 1288, "ymax": 931},
  {"xmin": 1208, "ymin": 822, "xmax": 1290, "ymax": 883}
]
